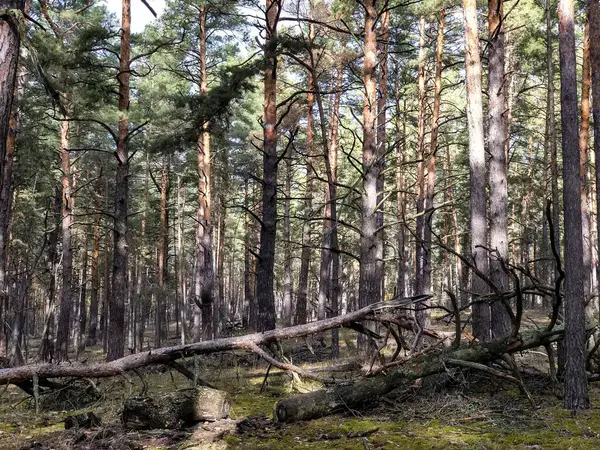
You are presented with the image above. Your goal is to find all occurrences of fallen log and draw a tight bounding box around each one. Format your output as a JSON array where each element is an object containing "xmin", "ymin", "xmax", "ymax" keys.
[
  {"xmin": 0, "ymin": 296, "xmax": 426, "ymax": 385},
  {"xmin": 274, "ymin": 322, "xmax": 596, "ymax": 423},
  {"xmin": 122, "ymin": 386, "xmax": 231, "ymax": 429}
]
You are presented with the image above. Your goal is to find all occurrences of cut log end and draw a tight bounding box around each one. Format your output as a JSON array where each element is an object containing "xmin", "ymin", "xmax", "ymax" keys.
[{"xmin": 122, "ymin": 387, "xmax": 231, "ymax": 430}]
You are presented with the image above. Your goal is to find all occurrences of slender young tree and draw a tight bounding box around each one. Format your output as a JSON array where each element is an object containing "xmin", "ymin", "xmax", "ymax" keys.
[
  {"xmin": 463, "ymin": 0, "xmax": 490, "ymax": 341},
  {"xmin": 558, "ymin": 0, "xmax": 589, "ymax": 409},
  {"xmin": 420, "ymin": 10, "xmax": 445, "ymax": 329}
]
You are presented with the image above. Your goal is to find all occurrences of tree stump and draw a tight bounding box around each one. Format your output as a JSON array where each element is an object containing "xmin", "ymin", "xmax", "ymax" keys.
[{"xmin": 122, "ymin": 387, "xmax": 231, "ymax": 430}]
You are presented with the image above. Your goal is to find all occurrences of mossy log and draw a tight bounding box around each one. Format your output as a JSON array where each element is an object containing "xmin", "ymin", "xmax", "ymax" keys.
[
  {"xmin": 122, "ymin": 386, "xmax": 231, "ymax": 429},
  {"xmin": 275, "ymin": 322, "xmax": 595, "ymax": 423}
]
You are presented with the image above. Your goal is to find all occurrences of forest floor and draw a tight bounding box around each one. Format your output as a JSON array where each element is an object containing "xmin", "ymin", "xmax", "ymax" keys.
[{"xmin": 1, "ymin": 312, "xmax": 600, "ymax": 449}]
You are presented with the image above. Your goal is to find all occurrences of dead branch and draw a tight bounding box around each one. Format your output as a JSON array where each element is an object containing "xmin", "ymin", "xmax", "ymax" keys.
[{"xmin": 0, "ymin": 296, "xmax": 426, "ymax": 385}]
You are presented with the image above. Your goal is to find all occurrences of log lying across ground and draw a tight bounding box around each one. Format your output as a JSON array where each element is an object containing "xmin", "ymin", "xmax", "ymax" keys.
[
  {"xmin": 274, "ymin": 322, "xmax": 596, "ymax": 423},
  {"xmin": 0, "ymin": 296, "xmax": 425, "ymax": 385},
  {"xmin": 122, "ymin": 387, "xmax": 231, "ymax": 429}
]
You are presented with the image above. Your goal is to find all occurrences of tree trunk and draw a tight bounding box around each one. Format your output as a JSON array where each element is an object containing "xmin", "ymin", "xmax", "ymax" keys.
[
  {"xmin": 396, "ymin": 92, "xmax": 407, "ymax": 298},
  {"xmin": 0, "ymin": 0, "xmax": 22, "ymax": 357},
  {"xmin": 76, "ymin": 226, "xmax": 89, "ymax": 356},
  {"xmin": 591, "ymin": 0, "xmax": 600, "ymax": 309},
  {"xmin": 157, "ymin": 156, "xmax": 169, "ymax": 347},
  {"xmin": 40, "ymin": 190, "xmax": 61, "ymax": 362},
  {"xmin": 243, "ymin": 180, "xmax": 254, "ymax": 329},
  {"xmin": 108, "ymin": 0, "xmax": 131, "ymax": 361},
  {"xmin": 87, "ymin": 198, "xmax": 101, "ymax": 346},
  {"xmin": 194, "ymin": 5, "xmax": 215, "ymax": 342},
  {"xmin": 488, "ymin": 0, "xmax": 511, "ymax": 339},
  {"xmin": 558, "ymin": 0, "xmax": 589, "ymax": 409},
  {"xmin": 255, "ymin": 0, "xmax": 280, "ymax": 332},
  {"xmin": 282, "ymin": 150, "xmax": 293, "ymax": 327},
  {"xmin": 274, "ymin": 322, "xmax": 591, "ymax": 423},
  {"xmin": 414, "ymin": 16, "xmax": 428, "ymax": 314},
  {"xmin": 579, "ymin": 15, "xmax": 592, "ymax": 301},
  {"xmin": 176, "ymin": 176, "xmax": 187, "ymax": 345},
  {"xmin": 463, "ymin": 0, "xmax": 490, "ymax": 341},
  {"xmin": 358, "ymin": 0, "xmax": 381, "ymax": 352},
  {"xmin": 375, "ymin": 9, "xmax": 389, "ymax": 303},
  {"xmin": 296, "ymin": 69, "xmax": 315, "ymax": 327},
  {"xmin": 421, "ymin": 11, "xmax": 445, "ymax": 329},
  {"xmin": 56, "ymin": 110, "xmax": 73, "ymax": 361}
]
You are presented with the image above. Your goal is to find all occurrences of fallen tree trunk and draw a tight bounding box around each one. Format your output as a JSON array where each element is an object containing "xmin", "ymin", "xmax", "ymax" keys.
[
  {"xmin": 122, "ymin": 386, "xmax": 231, "ymax": 429},
  {"xmin": 0, "ymin": 296, "xmax": 426, "ymax": 385},
  {"xmin": 274, "ymin": 322, "xmax": 596, "ymax": 422}
]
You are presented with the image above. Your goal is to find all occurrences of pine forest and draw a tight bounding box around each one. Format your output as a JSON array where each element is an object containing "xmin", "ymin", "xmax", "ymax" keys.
[{"xmin": 1, "ymin": 0, "xmax": 600, "ymax": 448}]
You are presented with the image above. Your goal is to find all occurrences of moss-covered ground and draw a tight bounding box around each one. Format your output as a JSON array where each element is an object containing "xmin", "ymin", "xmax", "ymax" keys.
[{"xmin": 2, "ymin": 320, "xmax": 600, "ymax": 449}]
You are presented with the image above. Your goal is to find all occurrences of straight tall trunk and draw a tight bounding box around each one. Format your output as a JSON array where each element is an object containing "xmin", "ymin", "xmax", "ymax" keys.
[
  {"xmin": 590, "ymin": 0, "xmax": 600, "ymax": 304},
  {"xmin": 243, "ymin": 180, "xmax": 255, "ymax": 329},
  {"xmin": 420, "ymin": 11, "xmax": 445, "ymax": 329},
  {"xmin": 546, "ymin": 0, "xmax": 560, "ymax": 281},
  {"xmin": 558, "ymin": 0, "xmax": 589, "ymax": 409},
  {"xmin": 136, "ymin": 161, "xmax": 148, "ymax": 350},
  {"xmin": 375, "ymin": 9, "xmax": 389, "ymax": 301},
  {"xmin": 580, "ymin": 15, "xmax": 592, "ymax": 300},
  {"xmin": 176, "ymin": 176, "xmax": 187, "ymax": 344},
  {"xmin": 76, "ymin": 227, "xmax": 89, "ymax": 356},
  {"xmin": 358, "ymin": 0, "xmax": 380, "ymax": 352},
  {"xmin": 0, "ymin": 0, "xmax": 22, "ymax": 356},
  {"xmin": 308, "ymin": 41, "xmax": 341, "ymax": 355},
  {"xmin": 488, "ymin": 0, "xmax": 511, "ymax": 339},
  {"xmin": 108, "ymin": 0, "xmax": 131, "ymax": 361},
  {"xmin": 327, "ymin": 65, "xmax": 342, "ymax": 356},
  {"xmin": 194, "ymin": 5, "xmax": 215, "ymax": 341},
  {"xmin": 157, "ymin": 156, "xmax": 169, "ymax": 346},
  {"xmin": 87, "ymin": 201, "xmax": 101, "ymax": 346},
  {"xmin": 414, "ymin": 16, "xmax": 428, "ymax": 305},
  {"xmin": 296, "ymin": 69, "xmax": 315, "ymax": 326},
  {"xmin": 39, "ymin": 189, "xmax": 61, "ymax": 362},
  {"xmin": 463, "ymin": 0, "xmax": 490, "ymax": 341},
  {"xmin": 396, "ymin": 91, "xmax": 406, "ymax": 297},
  {"xmin": 255, "ymin": 0, "xmax": 280, "ymax": 332},
  {"xmin": 283, "ymin": 152, "xmax": 293, "ymax": 327},
  {"xmin": 56, "ymin": 111, "xmax": 73, "ymax": 361}
]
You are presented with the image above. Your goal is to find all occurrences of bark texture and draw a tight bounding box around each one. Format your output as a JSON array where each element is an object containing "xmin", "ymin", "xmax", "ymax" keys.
[
  {"xmin": 488, "ymin": 0, "xmax": 511, "ymax": 340},
  {"xmin": 194, "ymin": 5, "xmax": 215, "ymax": 342},
  {"xmin": 358, "ymin": 0, "xmax": 381, "ymax": 351},
  {"xmin": 591, "ymin": 0, "xmax": 600, "ymax": 312},
  {"xmin": 55, "ymin": 110, "xmax": 73, "ymax": 361},
  {"xmin": 108, "ymin": 0, "xmax": 131, "ymax": 361},
  {"xmin": 463, "ymin": 0, "xmax": 490, "ymax": 340},
  {"xmin": 0, "ymin": 0, "xmax": 22, "ymax": 356},
  {"xmin": 558, "ymin": 0, "xmax": 589, "ymax": 409},
  {"xmin": 255, "ymin": 0, "xmax": 280, "ymax": 331}
]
